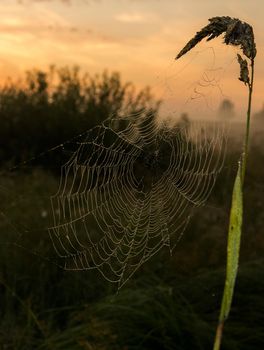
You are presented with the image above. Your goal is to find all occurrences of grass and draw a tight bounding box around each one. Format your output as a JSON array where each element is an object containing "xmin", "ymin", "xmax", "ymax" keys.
[
  {"xmin": 2, "ymin": 257, "xmax": 264, "ymax": 349},
  {"xmin": 0, "ymin": 133, "xmax": 264, "ymax": 349},
  {"xmin": 175, "ymin": 16, "xmax": 257, "ymax": 349}
]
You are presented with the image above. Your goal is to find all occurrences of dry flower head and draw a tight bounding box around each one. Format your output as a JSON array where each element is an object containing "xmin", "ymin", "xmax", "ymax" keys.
[
  {"xmin": 237, "ymin": 54, "xmax": 249, "ymax": 85},
  {"xmin": 176, "ymin": 16, "xmax": 256, "ymax": 85},
  {"xmin": 176, "ymin": 16, "xmax": 256, "ymax": 60}
]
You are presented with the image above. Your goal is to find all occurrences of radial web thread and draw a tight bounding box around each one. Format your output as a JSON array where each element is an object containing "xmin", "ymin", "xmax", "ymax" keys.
[{"xmin": 49, "ymin": 112, "xmax": 226, "ymax": 288}]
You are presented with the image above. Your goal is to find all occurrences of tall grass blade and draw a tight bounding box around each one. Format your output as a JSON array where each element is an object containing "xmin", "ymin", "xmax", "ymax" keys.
[
  {"xmin": 176, "ymin": 16, "xmax": 256, "ymax": 349},
  {"xmin": 213, "ymin": 163, "xmax": 243, "ymax": 350}
]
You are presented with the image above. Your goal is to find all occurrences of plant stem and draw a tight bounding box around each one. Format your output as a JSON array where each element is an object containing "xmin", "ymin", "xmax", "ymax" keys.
[
  {"xmin": 213, "ymin": 58, "xmax": 255, "ymax": 350},
  {"xmin": 213, "ymin": 321, "xmax": 224, "ymax": 350},
  {"xmin": 241, "ymin": 59, "xmax": 254, "ymax": 184}
]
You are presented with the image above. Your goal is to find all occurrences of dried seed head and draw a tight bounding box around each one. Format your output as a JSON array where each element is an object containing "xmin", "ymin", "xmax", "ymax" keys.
[
  {"xmin": 176, "ymin": 16, "xmax": 256, "ymax": 60},
  {"xmin": 237, "ymin": 54, "xmax": 249, "ymax": 85},
  {"xmin": 224, "ymin": 19, "xmax": 256, "ymax": 59}
]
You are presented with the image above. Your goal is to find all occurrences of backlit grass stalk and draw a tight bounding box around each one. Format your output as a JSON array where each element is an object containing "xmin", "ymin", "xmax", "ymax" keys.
[
  {"xmin": 175, "ymin": 16, "xmax": 256, "ymax": 350},
  {"xmin": 242, "ymin": 58, "xmax": 254, "ymax": 184},
  {"xmin": 213, "ymin": 55, "xmax": 255, "ymax": 350}
]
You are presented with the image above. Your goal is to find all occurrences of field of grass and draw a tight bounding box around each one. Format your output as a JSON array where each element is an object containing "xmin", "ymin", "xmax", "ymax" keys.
[
  {"xmin": 0, "ymin": 67, "xmax": 264, "ymax": 349},
  {"xmin": 0, "ymin": 131, "xmax": 264, "ymax": 349}
]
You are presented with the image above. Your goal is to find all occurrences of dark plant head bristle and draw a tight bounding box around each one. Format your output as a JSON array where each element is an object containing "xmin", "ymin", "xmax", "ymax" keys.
[
  {"xmin": 176, "ymin": 16, "xmax": 256, "ymax": 61},
  {"xmin": 237, "ymin": 54, "xmax": 250, "ymax": 85}
]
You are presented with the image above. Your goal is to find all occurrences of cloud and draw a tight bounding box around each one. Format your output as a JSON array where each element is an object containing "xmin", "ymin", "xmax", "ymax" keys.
[
  {"xmin": 115, "ymin": 12, "xmax": 157, "ymax": 24},
  {"xmin": 17, "ymin": 0, "xmax": 71, "ymax": 4},
  {"xmin": 17, "ymin": 0, "xmax": 96, "ymax": 4}
]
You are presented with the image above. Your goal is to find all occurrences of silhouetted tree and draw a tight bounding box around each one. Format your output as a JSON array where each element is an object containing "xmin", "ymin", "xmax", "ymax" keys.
[
  {"xmin": 217, "ymin": 99, "xmax": 235, "ymax": 120},
  {"xmin": 178, "ymin": 112, "xmax": 190, "ymax": 128},
  {"xmin": 0, "ymin": 66, "xmax": 160, "ymax": 166}
]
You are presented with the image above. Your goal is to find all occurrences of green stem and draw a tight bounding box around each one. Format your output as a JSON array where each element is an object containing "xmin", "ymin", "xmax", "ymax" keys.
[{"xmin": 213, "ymin": 59, "xmax": 255, "ymax": 350}]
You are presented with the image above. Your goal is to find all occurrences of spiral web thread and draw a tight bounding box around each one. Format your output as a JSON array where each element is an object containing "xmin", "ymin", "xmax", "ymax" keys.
[{"xmin": 49, "ymin": 111, "xmax": 226, "ymax": 288}]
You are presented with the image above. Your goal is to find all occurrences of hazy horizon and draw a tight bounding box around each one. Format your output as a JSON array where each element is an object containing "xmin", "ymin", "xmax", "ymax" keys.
[{"xmin": 0, "ymin": 0, "xmax": 263, "ymax": 120}]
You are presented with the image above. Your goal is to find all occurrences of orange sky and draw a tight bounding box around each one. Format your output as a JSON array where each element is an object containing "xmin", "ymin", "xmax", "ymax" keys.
[{"xmin": 0, "ymin": 0, "xmax": 263, "ymax": 120}]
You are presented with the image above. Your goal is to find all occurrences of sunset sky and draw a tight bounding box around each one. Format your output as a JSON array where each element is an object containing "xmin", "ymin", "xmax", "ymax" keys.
[{"xmin": 0, "ymin": 0, "xmax": 263, "ymax": 119}]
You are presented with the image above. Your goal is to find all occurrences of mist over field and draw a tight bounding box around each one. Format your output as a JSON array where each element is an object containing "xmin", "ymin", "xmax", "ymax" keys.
[
  {"xmin": 0, "ymin": 64, "xmax": 263, "ymax": 349},
  {"xmin": 0, "ymin": 1, "xmax": 264, "ymax": 349}
]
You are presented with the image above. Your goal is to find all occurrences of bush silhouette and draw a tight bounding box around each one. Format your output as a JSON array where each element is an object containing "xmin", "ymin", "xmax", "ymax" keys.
[{"xmin": 0, "ymin": 66, "xmax": 160, "ymax": 167}]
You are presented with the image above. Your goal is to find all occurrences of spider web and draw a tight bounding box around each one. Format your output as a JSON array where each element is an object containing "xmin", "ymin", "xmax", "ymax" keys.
[{"xmin": 49, "ymin": 110, "xmax": 226, "ymax": 288}]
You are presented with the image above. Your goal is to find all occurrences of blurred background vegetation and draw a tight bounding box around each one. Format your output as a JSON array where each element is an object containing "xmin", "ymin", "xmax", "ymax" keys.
[
  {"xmin": 0, "ymin": 66, "xmax": 263, "ymax": 350},
  {"xmin": 0, "ymin": 66, "xmax": 160, "ymax": 167}
]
